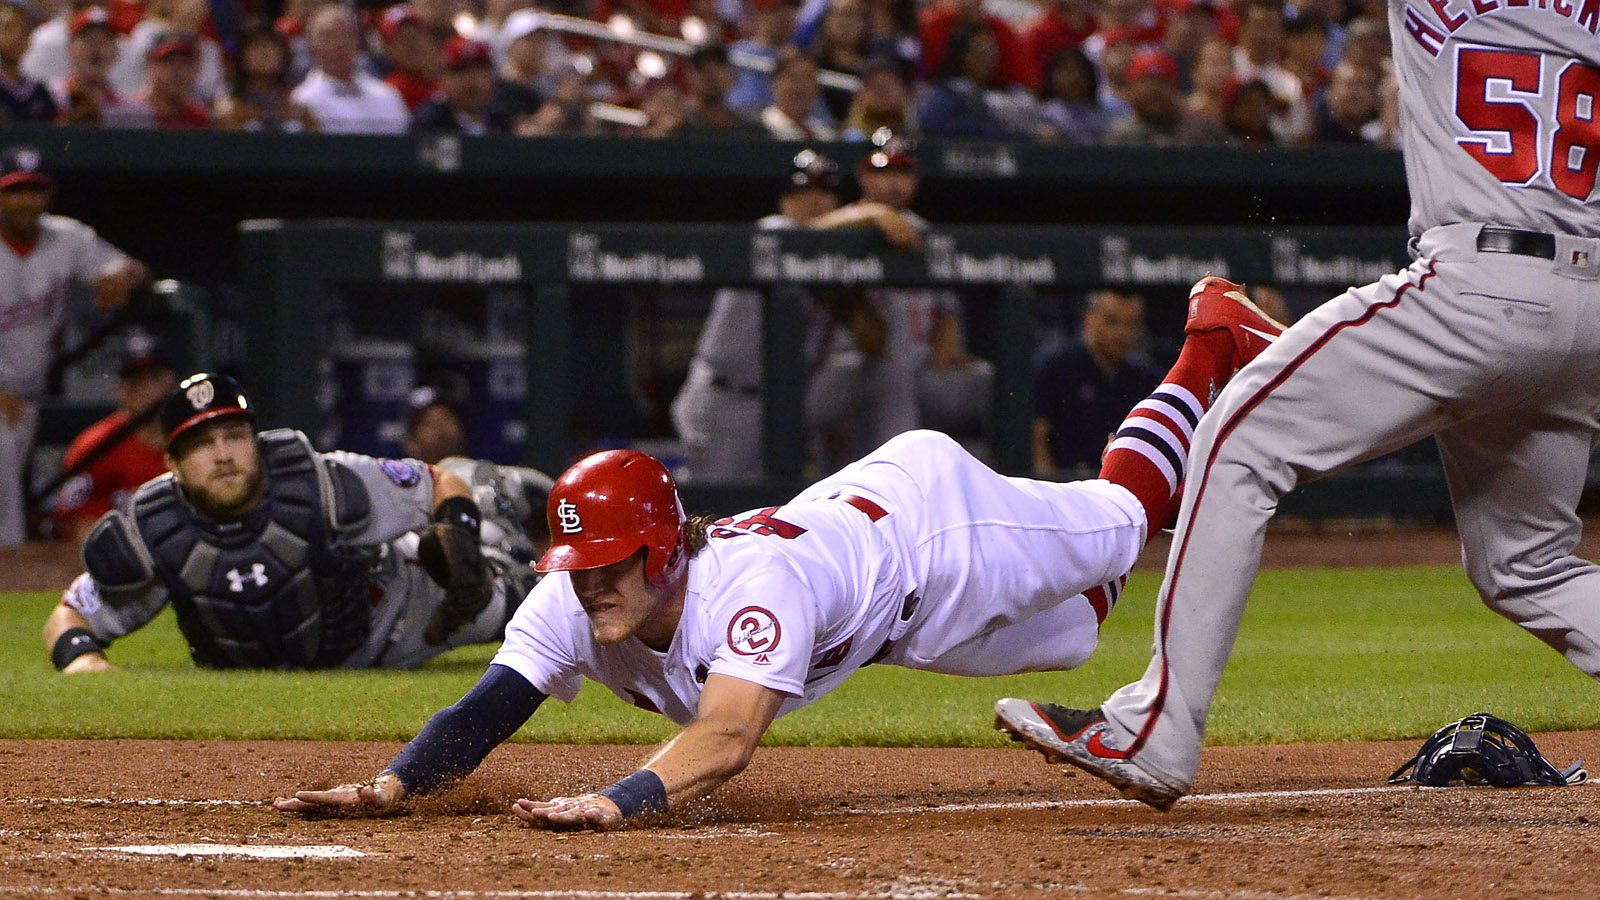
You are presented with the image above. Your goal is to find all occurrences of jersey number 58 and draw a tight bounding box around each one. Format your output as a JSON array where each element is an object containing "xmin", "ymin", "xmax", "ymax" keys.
[{"xmin": 1455, "ymin": 46, "xmax": 1600, "ymax": 201}]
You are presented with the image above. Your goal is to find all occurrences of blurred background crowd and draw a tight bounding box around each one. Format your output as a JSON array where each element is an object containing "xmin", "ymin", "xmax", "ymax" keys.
[{"xmin": 0, "ymin": 0, "xmax": 1398, "ymax": 146}]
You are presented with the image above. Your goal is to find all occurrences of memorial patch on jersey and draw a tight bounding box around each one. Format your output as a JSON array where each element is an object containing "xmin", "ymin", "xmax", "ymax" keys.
[
  {"xmin": 379, "ymin": 459, "xmax": 423, "ymax": 487},
  {"xmin": 726, "ymin": 606, "xmax": 781, "ymax": 656}
]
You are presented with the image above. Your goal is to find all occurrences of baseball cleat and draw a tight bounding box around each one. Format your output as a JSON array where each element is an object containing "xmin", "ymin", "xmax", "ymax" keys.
[
  {"xmin": 1185, "ymin": 276, "xmax": 1284, "ymax": 370},
  {"xmin": 993, "ymin": 698, "xmax": 1184, "ymax": 812}
]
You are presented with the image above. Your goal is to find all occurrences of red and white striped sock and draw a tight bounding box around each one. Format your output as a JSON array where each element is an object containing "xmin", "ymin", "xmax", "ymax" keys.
[{"xmin": 1098, "ymin": 330, "xmax": 1233, "ymax": 538}]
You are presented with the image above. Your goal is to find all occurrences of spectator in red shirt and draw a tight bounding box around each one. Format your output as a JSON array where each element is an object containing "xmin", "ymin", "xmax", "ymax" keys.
[
  {"xmin": 1022, "ymin": 0, "xmax": 1096, "ymax": 76},
  {"xmin": 141, "ymin": 32, "xmax": 210, "ymax": 128},
  {"xmin": 53, "ymin": 336, "xmax": 176, "ymax": 544},
  {"xmin": 378, "ymin": 4, "xmax": 441, "ymax": 112},
  {"xmin": 919, "ymin": 0, "xmax": 1039, "ymax": 92}
]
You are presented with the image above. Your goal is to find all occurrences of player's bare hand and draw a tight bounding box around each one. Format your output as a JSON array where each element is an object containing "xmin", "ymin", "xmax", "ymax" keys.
[
  {"xmin": 510, "ymin": 794, "xmax": 623, "ymax": 830},
  {"xmin": 275, "ymin": 774, "xmax": 405, "ymax": 815},
  {"xmin": 61, "ymin": 653, "xmax": 117, "ymax": 674}
]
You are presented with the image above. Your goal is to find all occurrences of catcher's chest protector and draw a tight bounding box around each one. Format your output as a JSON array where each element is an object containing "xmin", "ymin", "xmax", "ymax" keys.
[{"xmin": 131, "ymin": 429, "xmax": 378, "ymax": 668}]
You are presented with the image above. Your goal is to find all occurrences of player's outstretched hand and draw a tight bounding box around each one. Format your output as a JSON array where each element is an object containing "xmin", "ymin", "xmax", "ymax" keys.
[
  {"xmin": 274, "ymin": 775, "xmax": 405, "ymax": 815},
  {"xmin": 61, "ymin": 654, "xmax": 117, "ymax": 674},
  {"xmin": 510, "ymin": 794, "xmax": 623, "ymax": 831}
]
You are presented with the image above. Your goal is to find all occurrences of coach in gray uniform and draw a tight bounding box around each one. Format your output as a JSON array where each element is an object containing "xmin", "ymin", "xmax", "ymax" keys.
[
  {"xmin": 0, "ymin": 145, "xmax": 148, "ymax": 547},
  {"xmin": 42, "ymin": 373, "xmax": 536, "ymax": 673},
  {"xmin": 998, "ymin": 0, "xmax": 1600, "ymax": 811}
]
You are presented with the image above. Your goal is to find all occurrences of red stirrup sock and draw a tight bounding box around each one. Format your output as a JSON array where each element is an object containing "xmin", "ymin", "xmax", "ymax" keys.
[{"xmin": 1098, "ymin": 330, "xmax": 1233, "ymax": 536}]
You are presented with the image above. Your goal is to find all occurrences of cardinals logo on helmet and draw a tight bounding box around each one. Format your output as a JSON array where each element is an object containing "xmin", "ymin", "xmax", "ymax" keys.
[{"xmin": 556, "ymin": 499, "xmax": 583, "ymax": 534}]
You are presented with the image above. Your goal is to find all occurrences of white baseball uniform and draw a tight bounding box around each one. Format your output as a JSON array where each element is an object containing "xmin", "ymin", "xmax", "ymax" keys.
[
  {"xmin": 1096, "ymin": 0, "xmax": 1600, "ymax": 792},
  {"xmin": 494, "ymin": 430, "xmax": 1146, "ymax": 721},
  {"xmin": 0, "ymin": 213, "xmax": 129, "ymax": 546}
]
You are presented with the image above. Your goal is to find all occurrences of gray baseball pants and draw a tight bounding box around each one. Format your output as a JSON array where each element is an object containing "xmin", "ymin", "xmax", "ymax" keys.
[{"xmin": 1101, "ymin": 223, "xmax": 1600, "ymax": 791}]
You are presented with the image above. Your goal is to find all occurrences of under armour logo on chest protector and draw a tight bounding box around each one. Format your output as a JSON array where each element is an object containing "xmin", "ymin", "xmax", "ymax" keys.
[{"xmin": 225, "ymin": 563, "xmax": 270, "ymax": 592}]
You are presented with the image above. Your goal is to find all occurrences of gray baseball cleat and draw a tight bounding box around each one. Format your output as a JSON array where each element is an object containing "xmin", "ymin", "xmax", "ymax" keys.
[{"xmin": 993, "ymin": 698, "xmax": 1184, "ymax": 812}]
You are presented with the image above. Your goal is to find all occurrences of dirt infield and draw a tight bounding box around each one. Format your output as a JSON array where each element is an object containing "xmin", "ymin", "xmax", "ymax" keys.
[
  {"xmin": 8, "ymin": 526, "xmax": 1600, "ymax": 899},
  {"xmin": 2, "ymin": 737, "xmax": 1598, "ymax": 899}
]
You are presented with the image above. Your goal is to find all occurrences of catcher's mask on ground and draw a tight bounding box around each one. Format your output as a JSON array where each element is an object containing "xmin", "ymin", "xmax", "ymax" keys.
[
  {"xmin": 535, "ymin": 449, "xmax": 687, "ymax": 588},
  {"xmin": 1387, "ymin": 713, "xmax": 1587, "ymax": 787}
]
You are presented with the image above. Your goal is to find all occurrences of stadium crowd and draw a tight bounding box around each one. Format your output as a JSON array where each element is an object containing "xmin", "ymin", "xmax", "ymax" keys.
[{"xmin": 0, "ymin": 0, "xmax": 1398, "ymax": 146}]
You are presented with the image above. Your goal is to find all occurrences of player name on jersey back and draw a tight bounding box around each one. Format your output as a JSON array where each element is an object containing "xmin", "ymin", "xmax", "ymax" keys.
[{"xmin": 1391, "ymin": 0, "xmax": 1600, "ymax": 237}]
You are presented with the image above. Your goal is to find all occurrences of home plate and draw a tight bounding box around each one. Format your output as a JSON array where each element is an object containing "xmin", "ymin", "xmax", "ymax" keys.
[{"xmin": 91, "ymin": 844, "xmax": 364, "ymax": 859}]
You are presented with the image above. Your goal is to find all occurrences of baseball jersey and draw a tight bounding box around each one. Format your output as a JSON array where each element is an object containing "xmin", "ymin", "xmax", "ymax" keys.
[
  {"xmin": 64, "ymin": 445, "xmax": 440, "ymax": 643},
  {"xmin": 1393, "ymin": 0, "xmax": 1600, "ymax": 236},
  {"xmin": 53, "ymin": 411, "xmax": 167, "ymax": 527},
  {"xmin": 493, "ymin": 496, "xmax": 911, "ymax": 725},
  {"xmin": 0, "ymin": 215, "xmax": 127, "ymax": 399}
]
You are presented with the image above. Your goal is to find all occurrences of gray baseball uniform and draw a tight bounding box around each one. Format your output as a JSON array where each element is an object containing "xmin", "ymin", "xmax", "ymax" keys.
[
  {"xmin": 64, "ymin": 437, "xmax": 515, "ymax": 669},
  {"xmin": 0, "ymin": 213, "xmax": 128, "ymax": 546},
  {"xmin": 1096, "ymin": 0, "xmax": 1600, "ymax": 792},
  {"xmin": 671, "ymin": 214, "xmax": 810, "ymax": 481}
]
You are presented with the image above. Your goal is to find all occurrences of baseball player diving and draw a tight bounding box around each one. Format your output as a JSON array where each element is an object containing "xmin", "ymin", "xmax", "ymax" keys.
[
  {"xmin": 42, "ymin": 372, "xmax": 546, "ymax": 673},
  {"xmin": 996, "ymin": 0, "xmax": 1600, "ymax": 811},
  {"xmin": 275, "ymin": 284, "xmax": 1283, "ymax": 828}
]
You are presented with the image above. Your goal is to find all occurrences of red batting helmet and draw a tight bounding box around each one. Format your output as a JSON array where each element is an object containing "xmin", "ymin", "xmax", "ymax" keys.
[{"xmin": 534, "ymin": 449, "xmax": 687, "ymax": 585}]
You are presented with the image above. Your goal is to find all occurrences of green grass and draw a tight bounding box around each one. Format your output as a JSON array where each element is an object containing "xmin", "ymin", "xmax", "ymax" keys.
[{"xmin": 7, "ymin": 565, "xmax": 1598, "ymax": 746}]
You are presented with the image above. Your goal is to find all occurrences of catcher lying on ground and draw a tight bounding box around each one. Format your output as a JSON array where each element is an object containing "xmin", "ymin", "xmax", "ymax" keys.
[
  {"xmin": 42, "ymin": 372, "xmax": 550, "ymax": 673},
  {"xmin": 276, "ymin": 279, "xmax": 1283, "ymax": 829}
]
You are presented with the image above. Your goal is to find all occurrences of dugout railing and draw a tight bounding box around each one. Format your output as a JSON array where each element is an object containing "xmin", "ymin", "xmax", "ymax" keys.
[{"xmin": 239, "ymin": 219, "xmax": 1457, "ymax": 517}]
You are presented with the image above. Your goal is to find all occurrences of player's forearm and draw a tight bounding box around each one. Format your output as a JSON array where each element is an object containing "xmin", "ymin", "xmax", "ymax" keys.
[
  {"xmin": 43, "ymin": 603, "xmax": 109, "ymax": 671},
  {"xmin": 640, "ymin": 716, "xmax": 764, "ymax": 808},
  {"xmin": 385, "ymin": 664, "xmax": 546, "ymax": 795},
  {"xmin": 43, "ymin": 603, "xmax": 92, "ymax": 652},
  {"xmin": 428, "ymin": 466, "xmax": 472, "ymax": 508}
]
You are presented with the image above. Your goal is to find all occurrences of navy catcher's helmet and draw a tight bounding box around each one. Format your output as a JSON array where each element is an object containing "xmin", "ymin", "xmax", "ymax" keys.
[
  {"xmin": 1387, "ymin": 713, "xmax": 1586, "ymax": 787},
  {"xmin": 785, "ymin": 149, "xmax": 840, "ymax": 193},
  {"xmin": 161, "ymin": 373, "xmax": 256, "ymax": 449}
]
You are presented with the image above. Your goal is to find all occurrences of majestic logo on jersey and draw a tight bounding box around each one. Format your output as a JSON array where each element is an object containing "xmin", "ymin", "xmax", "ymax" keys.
[
  {"xmin": 727, "ymin": 606, "xmax": 781, "ymax": 656},
  {"xmin": 186, "ymin": 380, "xmax": 215, "ymax": 410},
  {"xmin": 556, "ymin": 499, "xmax": 582, "ymax": 534},
  {"xmin": 225, "ymin": 563, "xmax": 269, "ymax": 592},
  {"xmin": 379, "ymin": 459, "xmax": 421, "ymax": 487}
]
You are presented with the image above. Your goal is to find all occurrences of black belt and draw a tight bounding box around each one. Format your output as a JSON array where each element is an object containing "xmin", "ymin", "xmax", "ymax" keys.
[
  {"xmin": 709, "ymin": 375, "xmax": 762, "ymax": 396},
  {"xmin": 1477, "ymin": 226, "xmax": 1556, "ymax": 260}
]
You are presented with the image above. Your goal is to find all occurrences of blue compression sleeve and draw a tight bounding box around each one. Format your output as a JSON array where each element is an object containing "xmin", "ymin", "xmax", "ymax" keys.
[{"xmin": 385, "ymin": 663, "xmax": 546, "ymax": 795}]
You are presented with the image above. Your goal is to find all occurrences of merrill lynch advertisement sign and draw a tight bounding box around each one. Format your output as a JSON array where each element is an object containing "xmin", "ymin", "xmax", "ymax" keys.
[
  {"xmin": 750, "ymin": 234, "xmax": 884, "ymax": 284},
  {"xmin": 925, "ymin": 235, "xmax": 1055, "ymax": 284},
  {"xmin": 567, "ymin": 232, "xmax": 706, "ymax": 283},
  {"xmin": 382, "ymin": 231, "xmax": 523, "ymax": 284}
]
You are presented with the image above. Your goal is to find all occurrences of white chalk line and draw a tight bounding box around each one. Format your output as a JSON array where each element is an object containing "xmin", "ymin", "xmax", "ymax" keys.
[
  {"xmin": 0, "ymin": 883, "xmax": 972, "ymax": 890},
  {"xmin": 91, "ymin": 844, "xmax": 365, "ymax": 859},
  {"xmin": 4, "ymin": 783, "xmax": 1435, "ymax": 817},
  {"xmin": 0, "ymin": 885, "xmax": 1388, "ymax": 900}
]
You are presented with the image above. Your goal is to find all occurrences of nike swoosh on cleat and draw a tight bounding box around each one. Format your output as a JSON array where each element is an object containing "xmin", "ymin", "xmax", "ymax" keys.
[
  {"xmin": 1086, "ymin": 728, "xmax": 1130, "ymax": 759},
  {"xmin": 1241, "ymin": 325, "xmax": 1279, "ymax": 343}
]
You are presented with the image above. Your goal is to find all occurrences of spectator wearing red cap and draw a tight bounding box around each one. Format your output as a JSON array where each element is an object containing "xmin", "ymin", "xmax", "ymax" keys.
[
  {"xmin": 23, "ymin": 0, "xmax": 101, "ymax": 85},
  {"xmin": 290, "ymin": 4, "xmax": 409, "ymax": 133},
  {"xmin": 50, "ymin": 7, "xmax": 150, "ymax": 126},
  {"xmin": 918, "ymin": 0, "xmax": 1038, "ymax": 92},
  {"xmin": 1229, "ymin": 0, "xmax": 1309, "ymax": 143},
  {"xmin": 0, "ymin": 1, "xmax": 57, "ymax": 122},
  {"xmin": 378, "ymin": 4, "xmax": 440, "ymax": 113},
  {"xmin": 412, "ymin": 37, "xmax": 513, "ymax": 134},
  {"xmin": 759, "ymin": 45, "xmax": 835, "ymax": 139},
  {"xmin": 53, "ymin": 335, "xmax": 177, "ymax": 545},
  {"xmin": 138, "ymin": 32, "xmax": 210, "ymax": 127},
  {"xmin": 1103, "ymin": 47, "xmax": 1226, "ymax": 145},
  {"xmin": 213, "ymin": 23, "xmax": 314, "ymax": 131},
  {"xmin": 110, "ymin": 0, "xmax": 226, "ymax": 104},
  {"xmin": 917, "ymin": 21, "xmax": 1042, "ymax": 140}
]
